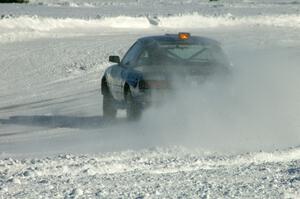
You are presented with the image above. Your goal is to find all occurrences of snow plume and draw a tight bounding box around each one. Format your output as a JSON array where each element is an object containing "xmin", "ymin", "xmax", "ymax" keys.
[{"xmin": 125, "ymin": 48, "xmax": 300, "ymax": 153}]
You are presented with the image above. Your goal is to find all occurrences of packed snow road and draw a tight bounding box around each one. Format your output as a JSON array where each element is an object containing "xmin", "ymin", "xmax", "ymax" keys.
[{"xmin": 0, "ymin": 0, "xmax": 300, "ymax": 198}]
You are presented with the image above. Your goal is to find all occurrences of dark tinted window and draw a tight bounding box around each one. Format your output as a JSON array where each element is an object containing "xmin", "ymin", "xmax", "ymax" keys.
[{"xmin": 136, "ymin": 41, "xmax": 229, "ymax": 66}]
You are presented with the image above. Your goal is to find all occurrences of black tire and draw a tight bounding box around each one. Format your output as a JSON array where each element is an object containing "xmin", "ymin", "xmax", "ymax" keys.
[
  {"xmin": 125, "ymin": 89, "xmax": 142, "ymax": 121},
  {"xmin": 102, "ymin": 84, "xmax": 117, "ymax": 120}
]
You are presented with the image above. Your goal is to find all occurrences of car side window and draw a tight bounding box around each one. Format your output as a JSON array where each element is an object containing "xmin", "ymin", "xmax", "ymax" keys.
[
  {"xmin": 136, "ymin": 50, "xmax": 151, "ymax": 66},
  {"xmin": 121, "ymin": 42, "xmax": 142, "ymax": 68}
]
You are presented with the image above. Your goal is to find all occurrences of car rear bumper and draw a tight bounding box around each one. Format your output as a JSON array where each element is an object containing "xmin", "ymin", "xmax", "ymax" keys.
[{"xmin": 134, "ymin": 88, "xmax": 173, "ymax": 108}]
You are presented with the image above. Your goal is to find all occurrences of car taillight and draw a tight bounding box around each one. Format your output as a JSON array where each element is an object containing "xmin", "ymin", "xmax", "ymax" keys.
[
  {"xmin": 141, "ymin": 80, "xmax": 170, "ymax": 89},
  {"xmin": 139, "ymin": 80, "xmax": 147, "ymax": 89}
]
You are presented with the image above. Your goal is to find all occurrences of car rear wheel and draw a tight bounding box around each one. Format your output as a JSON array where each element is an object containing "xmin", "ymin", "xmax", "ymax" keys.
[{"xmin": 125, "ymin": 90, "xmax": 142, "ymax": 121}]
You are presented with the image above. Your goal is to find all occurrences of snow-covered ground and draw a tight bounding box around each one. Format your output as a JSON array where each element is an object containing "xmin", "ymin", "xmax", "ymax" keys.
[{"xmin": 0, "ymin": 0, "xmax": 300, "ymax": 198}]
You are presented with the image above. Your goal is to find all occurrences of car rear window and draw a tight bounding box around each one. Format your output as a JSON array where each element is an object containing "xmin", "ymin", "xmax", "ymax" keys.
[{"xmin": 157, "ymin": 42, "xmax": 228, "ymax": 64}]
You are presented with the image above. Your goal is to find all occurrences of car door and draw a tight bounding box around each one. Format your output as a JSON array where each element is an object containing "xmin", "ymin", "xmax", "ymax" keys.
[{"xmin": 112, "ymin": 41, "xmax": 143, "ymax": 100}]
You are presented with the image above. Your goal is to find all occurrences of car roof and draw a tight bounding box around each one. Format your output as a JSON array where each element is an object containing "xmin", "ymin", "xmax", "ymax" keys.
[{"xmin": 138, "ymin": 34, "xmax": 221, "ymax": 46}]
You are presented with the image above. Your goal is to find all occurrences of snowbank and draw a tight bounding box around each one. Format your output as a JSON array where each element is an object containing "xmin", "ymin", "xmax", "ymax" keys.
[
  {"xmin": 27, "ymin": 0, "xmax": 300, "ymax": 8},
  {"xmin": 1, "ymin": 13, "xmax": 299, "ymax": 43},
  {"xmin": 159, "ymin": 13, "xmax": 300, "ymax": 28},
  {"xmin": 1, "ymin": 13, "xmax": 300, "ymax": 30}
]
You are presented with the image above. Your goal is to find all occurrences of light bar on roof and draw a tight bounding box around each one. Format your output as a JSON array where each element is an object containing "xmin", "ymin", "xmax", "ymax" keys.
[{"xmin": 178, "ymin": 32, "xmax": 190, "ymax": 40}]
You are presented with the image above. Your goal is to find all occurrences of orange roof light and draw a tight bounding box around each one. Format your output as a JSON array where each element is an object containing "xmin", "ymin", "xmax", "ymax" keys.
[{"xmin": 178, "ymin": 32, "xmax": 190, "ymax": 40}]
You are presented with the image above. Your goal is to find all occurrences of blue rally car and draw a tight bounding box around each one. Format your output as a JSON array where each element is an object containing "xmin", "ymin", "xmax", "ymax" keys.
[{"xmin": 101, "ymin": 33, "xmax": 230, "ymax": 120}]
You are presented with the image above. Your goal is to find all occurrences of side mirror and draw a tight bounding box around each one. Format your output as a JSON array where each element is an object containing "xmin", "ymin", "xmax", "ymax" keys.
[{"xmin": 109, "ymin": 55, "xmax": 120, "ymax": 64}]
